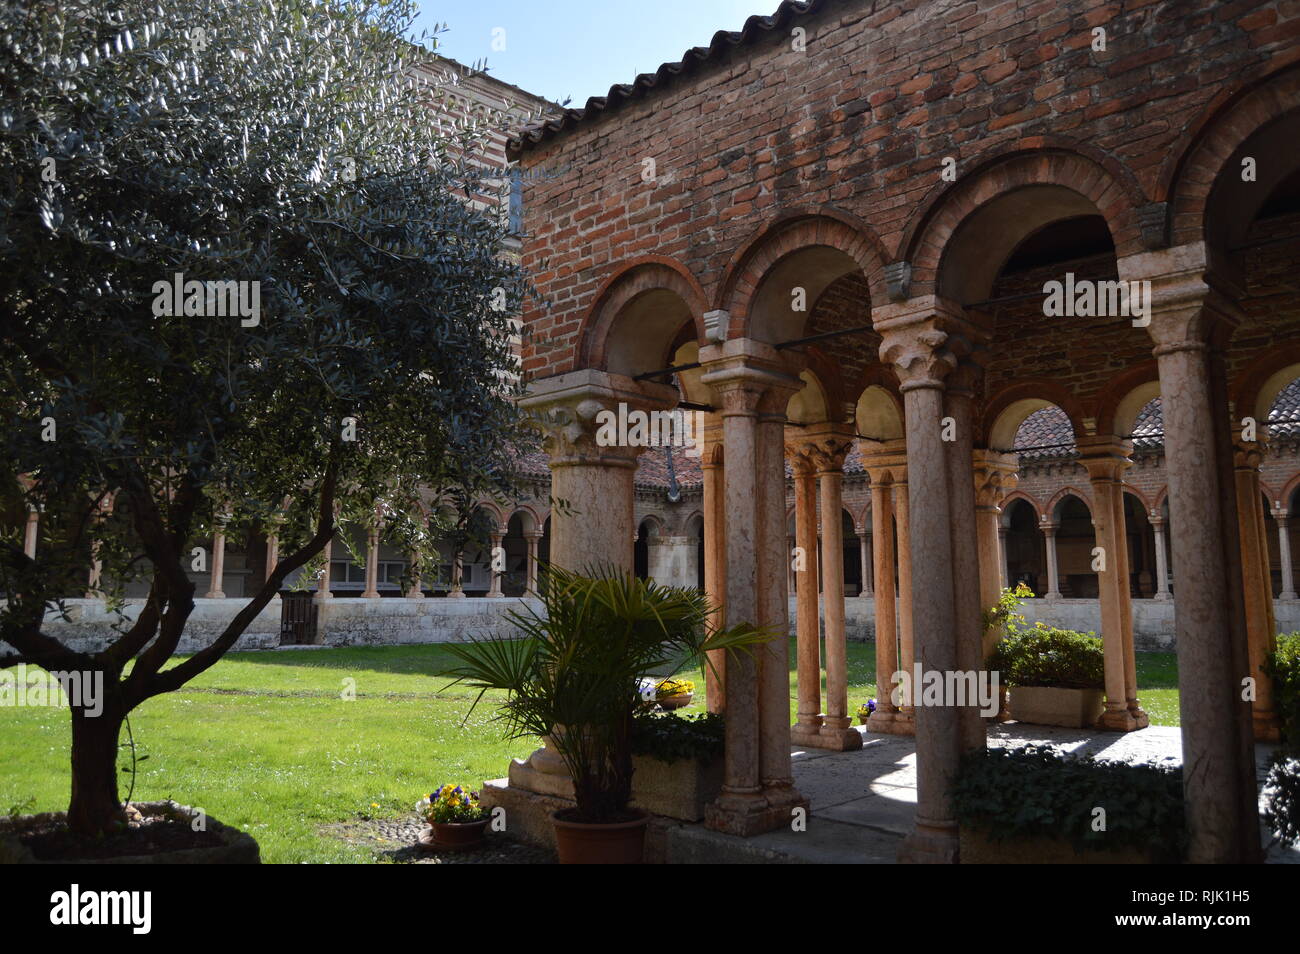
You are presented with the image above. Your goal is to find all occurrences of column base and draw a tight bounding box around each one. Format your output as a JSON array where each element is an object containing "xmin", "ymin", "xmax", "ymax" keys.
[
  {"xmin": 866, "ymin": 710, "xmax": 915, "ymax": 736},
  {"xmin": 704, "ymin": 786, "xmax": 809, "ymax": 837},
  {"xmin": 1097, "ymin": 704, "xmax": 1142, "ymax": 732},
  {"xmin": 1281, "ymin": 592, "xmax": 1298, "ymax": 601},
  {"xmin": 1152, "ymin": 592, "xmax": 1171, "ymax": 601},
  {"xmin": 1044, "ymin": 593, "xmax": 1062, "ymax": 602},
  {"xmin": 792, "ymin": 723, "xmax": 863, "ymax": 750},
  {"xmin": 898, "ymin": 821, "xmax": 959, "ymax": 864},
  {"xmin": 789, "ymin": 719, "xmax": 825, "ymax": 749},
  {"xmin": 1127, "ymin": 702, "xmax": 1150, "ymax": 729}
]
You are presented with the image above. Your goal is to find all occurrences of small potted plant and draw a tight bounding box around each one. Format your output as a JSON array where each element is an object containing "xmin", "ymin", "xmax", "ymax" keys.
[
  {"xmin": 856, "ymin": 699, "xmax": 876, "ymax": 725},
  {"xmin": 655, "ymin": 678, "xmax": 695, "ymax": 710},
  {"xmin": 416, "ymin": 785, "xmax": 490, "ymax": 852},
  {"xmin": 439, "ymin": 565, "xmax": 771, "ymax": 864}
]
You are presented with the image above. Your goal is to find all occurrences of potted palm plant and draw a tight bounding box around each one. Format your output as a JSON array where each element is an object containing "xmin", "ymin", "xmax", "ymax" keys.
[{"xmin": 438, "ymin": 565, "xmax": 771, "ymax": 864}]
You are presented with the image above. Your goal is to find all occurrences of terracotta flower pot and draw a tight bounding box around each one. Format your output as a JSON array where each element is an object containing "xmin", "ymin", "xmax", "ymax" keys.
[
  {"xmin": 857, "ymin": 713, "xmax": 871, "ymax": 725},
  {"xmin": 419, "ymin": 817, "xmax": 490, "ymax": 852},
  {"xmin": 657, "ymin": 691, "xmax": 694, "ymax": 710},
  {"xmin": 551, "ymin": 809, "xmax": 649, "ymax": 864}
]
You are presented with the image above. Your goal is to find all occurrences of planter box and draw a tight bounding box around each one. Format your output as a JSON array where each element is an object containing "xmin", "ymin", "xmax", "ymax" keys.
[
  {"xmin": 0, "ymin": 800, "xmax": 260, "ymax": 864},
  {"xmin": 960, "ymin": 826, "xmax": 1161, "ymax": 864},
  {"xmin": 1009, "ymin": 686, "xmax": 1104, "ymax": 728},
  {"xmin": 630, "ymin": 753, "xmax": 724, "ymax": 822}
]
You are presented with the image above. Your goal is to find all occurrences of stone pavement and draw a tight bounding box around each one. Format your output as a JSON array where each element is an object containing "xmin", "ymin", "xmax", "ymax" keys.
[{"xmin": 659, "ymin": 723, "xmax": 1300, "ymax": 864}]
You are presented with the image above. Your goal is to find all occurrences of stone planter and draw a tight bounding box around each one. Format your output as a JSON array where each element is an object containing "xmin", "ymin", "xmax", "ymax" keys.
[
  {"xmin": 630, "ymin": 752, "xmax": 724, "ymax": 822},
  {"xmin": 959, "ymin": 826, "xmax": 1161, "ymax": 864},
  {"xmin": 0, "ymin": 800, "xmax": 260, "ymax": 864},
  {"xmin": 1009, "ymin": 685, "xmax": 1104, "ymax": 729}
]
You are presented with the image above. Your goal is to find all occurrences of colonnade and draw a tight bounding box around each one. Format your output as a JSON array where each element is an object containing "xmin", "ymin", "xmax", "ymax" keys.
[{"xmin": 513, "ymin": 240, "xmax": 1269, "ymax": 864}]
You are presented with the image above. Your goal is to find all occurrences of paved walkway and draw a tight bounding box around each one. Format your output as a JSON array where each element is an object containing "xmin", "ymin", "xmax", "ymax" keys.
[{"xmin": 663, "ymin": 724, "xmax": 1299, "ymax": 863}]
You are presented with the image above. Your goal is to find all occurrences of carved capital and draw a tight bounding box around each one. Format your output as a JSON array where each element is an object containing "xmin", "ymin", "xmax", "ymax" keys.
[
  {"xmin": 520, "ymin": 370, "xmax": 677, "ymax": 468},
  {"xmin": 972, "ymin": 449, "xmax": 1019, "ymax": 510},
  {"xmin": 1077, "ymin": 435, "xmax": 1134, "ymax": 483}
]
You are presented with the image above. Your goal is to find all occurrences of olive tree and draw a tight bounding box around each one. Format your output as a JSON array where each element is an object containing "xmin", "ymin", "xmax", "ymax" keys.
[{"xmin": 0, "ymin": 0, "xmax": 538, "ymax": 835}]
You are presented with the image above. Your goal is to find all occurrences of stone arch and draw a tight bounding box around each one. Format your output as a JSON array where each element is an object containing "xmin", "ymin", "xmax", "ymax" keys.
[
  {"xmin": 1098, "ymin": 361, "xmax": 1162, "ymax": 438},
  {"xmin": 579, "ymin": 257, "xmax": 709, "ymax": 376},
  {"xmin": 984, "ymin": 380, "xmax": 1086, "ymax": 452},
  {"xmin": 856, "ymin": 383, "xmax": 905, "ymax": 442},
  {"xmin": 1164, "ymin": 62, "xmax": 1300, "ymax": 249},
  {"xmin": 716, "ymin": 210, "xmax": 890, "ymax": 342},
  {"xmin": 787, "ymin": 369, "xmax": 832, "ymax": 425},
  {"xmin": 901, "ymin": 147, "xmax": 1147, "ymax": 299},
  {"xmin": 507, "ymin": 505, "xmax": 544, "ymax": 535},
  {"xmin": 1047, "ymin": 488, "xmax": 1092, "ymax": 521},
  {"xmin": 1280, "ymin": 474, "xmax": 1300, "ymax": 515},
  {"xmin": 1232, "ymin": 345, "xmax": 1300, "ymax": 424}
]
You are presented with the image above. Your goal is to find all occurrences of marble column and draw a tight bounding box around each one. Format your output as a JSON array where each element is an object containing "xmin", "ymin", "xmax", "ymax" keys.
[
  {"xmin": 405, "ymin": 549, "xmax": 425, "ymax": 598},
  {"xmin": 205, "ymin": 529, "xmax": 227, "ymax": 599},
  {"xmin": 509, "ymin": 369, "xmax": 677, "ymax": 800},
  {"xmin": 1233, "ymin": 428, "xmax": 1280, "ymax": 741},
  {"xmin": 1119, "ymin": 242, "xmax": 1259, "ymax": 863},
  {"xmin": 1276, "ymin": 511, "xmax": 1297, "ymax": 601},
  {"xmin": 857, "ymin": 530, "xmax": 872, "ymax": 597},
  {"xmin": 973, "ymin": 450, "xmax": 1019, "ymax": 656},
  {"xmin": 946, "ymin": 363, "xmax": 988, "ymax": 755},
  {"xmin": 803, "ymin": 424, "xmax": 860, "ymax": 750},
  {"xmin": 864, "ymin": 452, "xmax": 905, "ymax": 734},
  {"xmin": 893, "ymin": 477, "xmax": 915, "ymax": 730},
  {"xmin": 448, "ymin": 551, "xmax": 466, "ymax": 598},
  {"xmin": 265, "ymin": 534, "xmax": 280, "ymax": 586},
  {"xmin": 1080, "ymin": 437, "xmax": 1146, "ymax": 731},
  {"xmin": 524, "ymin": 531, "xmax": 541, "ymax": 596},
  {"xmin": 786, "ymin": 534, "xmax": 797, "ymax": 594},
  {"xmin": 700, "ymin": 339, "xmax": 807, "ymax": 836},
  {"xmin": 23, "ymin": 507, "xmax": 38, "ymax": 559},
  {"xmin": 879, "ymin": 299, "xmax": 967, "ymax": 864},
  {"xmin": 362, "ymin": 527, "xmax": 381, "ymax": 598},
  {"xmin": 1151, "ymin": 514, "xmax": 1171, "ymax": 600},
  {"xmin": 788, "ymin": 448, "xmax": 824, "ymax": 746},
  {"xmin": 1041, "ymin": 519, "xmax": 1062, "ymax": 600},
  {"xmin": 997, "ymin": 525, "xmax": 1009, "ymax": 589},
  {"xmin": 315, "ymin": 537, "xmax": 333, "ymax": 599},
  {"xmin": 701, "ymin": 421, "xmax": 727, "ymax": 712},
  {"xmin": 487, "ymin": 530, "xmax": 505, "ymax": 597}
]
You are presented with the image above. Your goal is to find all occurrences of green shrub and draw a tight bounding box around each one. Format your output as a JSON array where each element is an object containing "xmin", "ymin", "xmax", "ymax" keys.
[
  {"xmin": 1265, "ymin": 632, "xmax": 1300, "ymax": 748},
  {"xmin": 1264, "ymin": 756, "xmax": 1300, "ymax": 848},
  {"xmin": 988, "ymin": 625, "xmax": 1105, "ymax": 690},
  {"xmin": 630, "ymin": 712, "xmax": 725, "ymax": 764},
  {"xmin": 954, "ymin": 745, "xmax": 1185, "ymax": 861}
]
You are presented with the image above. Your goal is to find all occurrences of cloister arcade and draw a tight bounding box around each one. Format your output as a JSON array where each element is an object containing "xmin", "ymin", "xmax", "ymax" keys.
[{"xmin": 510, "ymin": 60, "xmax": 1300, "ymax": 863}]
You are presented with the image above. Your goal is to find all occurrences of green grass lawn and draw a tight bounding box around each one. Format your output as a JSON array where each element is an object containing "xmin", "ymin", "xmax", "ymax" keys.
[{"xmin": 0, "ymin": 640, "xmax": 1180, "ymax": 863}]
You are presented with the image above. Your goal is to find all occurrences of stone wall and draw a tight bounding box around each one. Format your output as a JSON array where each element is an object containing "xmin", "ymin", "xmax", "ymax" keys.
[
  {"xmin": 35, "ymin": 593, "xmax": 1300, "ymax": 656},
  {"xmin": 37, "ymin": 596, "xmax": 541, "ymax": 655}
]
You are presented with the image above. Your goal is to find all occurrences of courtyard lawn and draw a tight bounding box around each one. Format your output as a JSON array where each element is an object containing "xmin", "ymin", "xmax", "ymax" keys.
[{"xmin": 0, "ymin": 641, "xmax": 1180, "ymax": 863}]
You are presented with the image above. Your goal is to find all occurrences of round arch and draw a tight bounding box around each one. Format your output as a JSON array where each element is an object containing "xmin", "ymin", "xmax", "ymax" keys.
[{"xmin": 578, "ymin": 258, "xmax": 708, "ymax": 376}]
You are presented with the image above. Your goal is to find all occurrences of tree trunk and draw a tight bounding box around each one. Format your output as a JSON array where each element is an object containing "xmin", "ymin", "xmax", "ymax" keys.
[{"xmin": 67, "ymin": 704, "xmax": 126, "ymax": 837}]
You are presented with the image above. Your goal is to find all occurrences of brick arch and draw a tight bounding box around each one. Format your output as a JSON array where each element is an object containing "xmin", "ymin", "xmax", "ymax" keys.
[
  {"xmin": 1279, "ymin": 474, "xmax": 1300, "ymax": 515},
  {"xmin": 1122, "ymin": 485, "xmax": 1153, "ymax": 514},
  {"xmin": 1162, "ymin": 61, "xmax": 1300, "ymax": 248},
  {"xmin": 715, "ymin": 208, "xmax": 891, "ymax": 339},
  {"xmin": 578, "ymin": 256, "xmax": 709, "ymax": 371},
  {"xmin": 506, "ymin": 505, "xmax": 545, "ymax": 535},
  {"xmin": 1153, "ymin": 487, "xmax": 1170, "ymax": 516},
  {"xmin": 982, "ymin": 378, "xmax": 1088, "ymax": 451},
  {"xmin": 900, "ymin": 146, "xmax": 1147, "ymax": 295},
  {"xmin": 1231, "ymin": 343, "xmax": 1300, "ymax": 424},
  {"xmin": 1000, "ymin": 491, "xmax": 1044, "ymax": 524},
  {"xmin": 1095, "ymin": 360, "xmax": 1161, "ymax": 437},
  {"xmin": 1046, "ymin": 487, "xmax": 1093, "ymax": 522}
]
